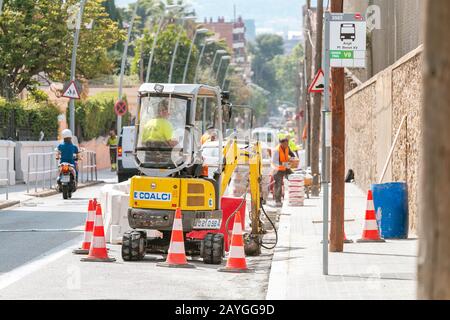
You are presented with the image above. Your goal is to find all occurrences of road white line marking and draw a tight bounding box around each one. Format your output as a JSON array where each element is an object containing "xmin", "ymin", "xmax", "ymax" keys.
[{"xmin": 0, "ymin": 229, "xmax": 83, "ymax": 291}]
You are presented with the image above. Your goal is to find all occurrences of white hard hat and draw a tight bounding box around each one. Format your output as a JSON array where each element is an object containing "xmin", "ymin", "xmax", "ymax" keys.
[{"xmin": 62, "ymin": 129, "xmax": 73, "ymax": 139}]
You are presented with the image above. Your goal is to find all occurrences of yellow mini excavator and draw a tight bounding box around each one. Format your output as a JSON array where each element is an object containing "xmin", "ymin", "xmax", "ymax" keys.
[{"xmin": 122, "ymin": 83, "xmax": 266, "ymax": 264}]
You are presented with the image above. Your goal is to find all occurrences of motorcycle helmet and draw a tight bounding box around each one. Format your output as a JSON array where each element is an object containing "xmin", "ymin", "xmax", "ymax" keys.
[{"xmin": 62, "ymin": 129, "xmax": 73, "ymax": 139}]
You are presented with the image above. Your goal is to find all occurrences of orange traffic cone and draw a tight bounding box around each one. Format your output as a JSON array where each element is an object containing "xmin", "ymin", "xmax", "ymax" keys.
[
  {"xmin": 343, "ymin": 228, "xmax": 354, "ymax": 243},
  {"xmin": 81, "ymin": 203, "xmax": 116, "ymax": 262},
  {"xmin": 73, "ymin": 199, "xmax": 97, "ymax": 254},
  {"xmin": 357, "ymin": 190, "xmax": 385, "ymax": 243},
  {"xmin": 157, "ymin": 208, "xmax": 195, "ymax": 268},
  {"xmin": 218, "ymin": 211, "xmax": 253, "ymax": 273},
  {"xmin": 320, "ymin": 228, "xmax": 353, "ymax": 244}
]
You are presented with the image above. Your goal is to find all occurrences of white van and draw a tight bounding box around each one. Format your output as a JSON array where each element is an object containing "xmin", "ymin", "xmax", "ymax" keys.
[
  {"xmin": 251, "ymin": 128, "xmax": 279, "ymax": 149},
  {"xmin": 117, "ymin": 126, "xmax": 140, "ymax": 182}
]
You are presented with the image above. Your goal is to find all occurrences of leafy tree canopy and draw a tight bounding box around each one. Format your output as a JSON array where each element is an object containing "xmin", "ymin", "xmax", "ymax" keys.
[
  {"xmin": 131, "ymin": 23, "xmax": 198, "ymax": 83},
  {"xmin": 249, "ymin": 33, "xmax": 284, "ymax": 95},
  {"xmin": 0, "ymin": 0, "xmax": 124, "ymax": 98}
]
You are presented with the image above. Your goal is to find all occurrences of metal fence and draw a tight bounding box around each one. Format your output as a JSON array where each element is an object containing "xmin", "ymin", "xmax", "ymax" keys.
[
  {"xmin": 25, "ymin": 150, "xmax": 98, "ymax": 193},
  {"xmin": 26, "ymin": 152, "xmax": 59, "ymax": 194},
  {"xmin": 0, "ymin": 158, "xmax": 10, "ymax": 200},
  {"xmin": 79, "ymin": 150, "xmax": 98, "ymax": 184}
]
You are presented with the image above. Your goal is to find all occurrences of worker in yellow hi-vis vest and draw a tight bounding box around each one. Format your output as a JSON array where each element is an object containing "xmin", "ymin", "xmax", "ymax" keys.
[
  {"xmin": 141, "ymin": 99, "xmax": 177, "ymax": 147},
  {"xmin": 107, "ymin": 130, "xmax": 118, "ymax": 172}
]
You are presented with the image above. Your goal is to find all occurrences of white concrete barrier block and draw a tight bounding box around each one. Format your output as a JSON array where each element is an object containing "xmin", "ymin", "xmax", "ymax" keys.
[
  {"xmin": 0, "ymin": 140, "xmax": 16, "ymax": 186},
  {"xmin": 101, "ymin": 181, "xmax": 166, "ymax": 244}
]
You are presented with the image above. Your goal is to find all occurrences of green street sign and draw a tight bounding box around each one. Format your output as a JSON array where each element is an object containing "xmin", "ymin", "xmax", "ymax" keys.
[{"xmin": 330, "ymin": 50, "xmax": 354, "ymax": 59}]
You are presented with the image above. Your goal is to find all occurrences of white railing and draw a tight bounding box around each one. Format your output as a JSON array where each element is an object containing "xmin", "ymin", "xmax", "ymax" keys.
[
  {"xmin": 26, "ymin": 152, "xmax": 59, "ymax": 194},
  {"xmin": 0, "ymin": 158, "xmax": 10, "ymax": 200},
  {"xmin": 79, "ymin": 150, "xmax": 97, "ymax": 183}
]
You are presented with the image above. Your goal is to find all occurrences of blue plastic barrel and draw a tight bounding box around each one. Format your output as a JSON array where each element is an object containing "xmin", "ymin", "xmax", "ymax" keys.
[{"xmin": 371, "ymin": 182, "xmax": 409, "ymax": 239}]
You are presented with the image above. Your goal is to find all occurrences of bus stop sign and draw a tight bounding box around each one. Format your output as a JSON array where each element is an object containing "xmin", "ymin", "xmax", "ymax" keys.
[{"xmin": 328, "ymin": 13, "xmax": 366, "ymax": 68}]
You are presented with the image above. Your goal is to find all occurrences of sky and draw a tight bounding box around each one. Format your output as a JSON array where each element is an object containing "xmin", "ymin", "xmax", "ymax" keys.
[{"xmin": 116, "ymin": 0, "xmax": 308, "ymax": 34}]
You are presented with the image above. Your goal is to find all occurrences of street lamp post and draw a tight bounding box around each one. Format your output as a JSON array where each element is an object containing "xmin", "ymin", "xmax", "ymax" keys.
[
  {"xmin": 222, "ymin": 62, "xmax": 236, "ymax": 89},
  {"xmin": 209, "ymin": 50, "xmax": 227, "ymax": 80},
  {"xmin": 68, "ymin": 0, "xmax": 87, "ymax": 135},
  {"xmin": 145, "ymin": 4, "xmax": 182, "ymax": 83},
  {"xmin": 215, "ymin": 55, "xmax": 231, "ymax": 81},
  {"xmin": 193, "ymin": 39, "xmax": 213, "ymax": 84},
  {"xmin": 168, "ymin": 16, "xmax": 196, "ymax": 83},
  {"xmin": 117, "ymin": 0, "xmax": 140, "ymax": 136},
  {"xmin": 145, "ymin": 16, "xmax": 164, "ymax": 83},
  {"xmin": 182, "ymin": 28, "xmax": 208, "ymax": 83}
]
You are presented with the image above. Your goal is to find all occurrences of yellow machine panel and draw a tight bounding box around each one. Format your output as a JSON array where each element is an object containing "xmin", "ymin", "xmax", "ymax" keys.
[
  {"xmin": 180, "ymin": 179, "xmax": 216, "ymax": 211},
  {"xmin": 130, "ymin": 176, "xmax": 181, "ymax": 210}
]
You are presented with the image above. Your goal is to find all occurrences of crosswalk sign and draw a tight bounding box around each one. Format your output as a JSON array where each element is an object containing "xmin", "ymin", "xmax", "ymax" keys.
[
  {"xmin": 62, "ymin": 81, "xmax": 81, "ymax": 99},
  {"xmin": 308, "ymin": 69, "xmax": 325, "ymax": 93}
]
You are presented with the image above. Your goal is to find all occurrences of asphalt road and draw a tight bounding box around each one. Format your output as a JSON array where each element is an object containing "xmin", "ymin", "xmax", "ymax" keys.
[{"xmin": 0, "ymin": 182, "xmax": 276, "ymax": 300}]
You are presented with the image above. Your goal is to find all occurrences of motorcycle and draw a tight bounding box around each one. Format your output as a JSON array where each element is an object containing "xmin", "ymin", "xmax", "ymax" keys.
[{"xmin": 56, "ymin": 153, "xmax": 79, "ymax": 200}]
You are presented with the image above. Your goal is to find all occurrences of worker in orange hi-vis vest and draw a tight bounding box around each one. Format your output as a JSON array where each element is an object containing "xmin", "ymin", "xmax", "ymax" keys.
[{"xmin": 271, "ymin": 137, "xmax": 296, "ymax": 208}]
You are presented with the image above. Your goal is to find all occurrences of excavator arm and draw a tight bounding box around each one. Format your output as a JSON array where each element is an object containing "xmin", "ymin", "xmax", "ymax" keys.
[{"xmin": 218, "ymin": 138, "xmax": 265, "ymax": 255}]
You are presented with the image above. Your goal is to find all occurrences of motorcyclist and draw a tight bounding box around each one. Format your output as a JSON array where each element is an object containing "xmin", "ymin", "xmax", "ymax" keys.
[{"xmin": 56, "ymin": 129, "xmax": 80, "ymax": 181}]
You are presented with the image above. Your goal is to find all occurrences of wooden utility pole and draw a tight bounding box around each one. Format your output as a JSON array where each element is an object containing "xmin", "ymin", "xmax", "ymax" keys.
[
  {"xmin": 304, "ymin": 0, "xmax": 313, "ymax": 166},
  {"xmin": 418, "ymin": 0, "xmax": 450, "ymax": 300},
  {"xmin": 311, "ymin": 0, "xmax": 323, "ymax": 196},
  {"xmin": 329, "ymin": 0, "xmax": 345, "ymax": 253}
]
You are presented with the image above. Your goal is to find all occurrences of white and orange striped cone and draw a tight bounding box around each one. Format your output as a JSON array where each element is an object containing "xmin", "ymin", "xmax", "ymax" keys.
[
  {"xmin": 357, "ymin": 190, "xmax": 385, "ymax": 243},
  {"xmin": 81, "ymin": 203, "xmax": 116, "ymax": 262},
  {"xmin": 73, "ymin": 199, "xmax": 96, "ymax": 254},
  {"xmin": 157, "ymin": 208, "xmax": 195, "ymax": 269},
  {"xmin": 343, "ymin": 231, "xmax": 354, "ymax": 244},
  {"xmin": 218, "ymin": 211, "xmax": 254, "ymax": 273}
]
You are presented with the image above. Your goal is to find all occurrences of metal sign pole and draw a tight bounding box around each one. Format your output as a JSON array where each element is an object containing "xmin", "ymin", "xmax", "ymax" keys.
[
  {"xmin": 322, "ymin": 12, "xmax": 331, "ymax": 276},
  {"xmin": 69, "ymin": 0, "xmax": 87, "ymax": 134},
  {"xmin": 117, "ymin": 0, "xmax": 139, "ymax": 136}
]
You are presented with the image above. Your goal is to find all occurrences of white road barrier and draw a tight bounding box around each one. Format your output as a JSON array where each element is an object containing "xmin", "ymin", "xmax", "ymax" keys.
[{"xmin": 100, "ymin": 179, "xmax": 160, "ymax": 244}]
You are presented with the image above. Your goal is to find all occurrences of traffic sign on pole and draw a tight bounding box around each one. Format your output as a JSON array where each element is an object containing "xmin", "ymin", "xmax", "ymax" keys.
[
  {"xmin": 62, "ymin": 81, "xmax": 81, "ymax": 100},
  {"xmin": 308, "ymin": 69, "xmax": 325, "ymax": 93},
  {"xmin": 114, "ymin": 100, "xmax": 128, "ymax": 117}
]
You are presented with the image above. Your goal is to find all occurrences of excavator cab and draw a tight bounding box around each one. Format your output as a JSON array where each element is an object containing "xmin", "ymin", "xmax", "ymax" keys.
[{"xmin": 122, "ymin": 83, "xmax": 231, "ymax": 264}]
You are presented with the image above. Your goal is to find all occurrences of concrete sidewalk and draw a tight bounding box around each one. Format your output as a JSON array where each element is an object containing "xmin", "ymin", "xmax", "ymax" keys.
[{"xmin": 266, "ymin": 183, "xmax": 418, "ymax": 300}]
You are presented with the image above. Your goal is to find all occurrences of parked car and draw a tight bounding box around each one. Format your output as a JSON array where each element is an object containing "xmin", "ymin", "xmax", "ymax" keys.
[{"xmin": 117, "ymin": 126, "xmax": 140, "ymax": 183}]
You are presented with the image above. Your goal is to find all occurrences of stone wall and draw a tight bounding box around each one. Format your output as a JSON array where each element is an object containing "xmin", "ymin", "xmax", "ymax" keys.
[
  {"xmin": 391, "ymin": 53, "xmax": 423, "ymax": 233},
  {"xmin": 345, "ymin": 45, "xmax": 423, "ymax": 234}
]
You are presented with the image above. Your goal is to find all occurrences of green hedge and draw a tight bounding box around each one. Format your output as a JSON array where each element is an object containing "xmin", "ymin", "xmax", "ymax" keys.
[
  {"xmin": 0, "ymin": 92, "xmax": 60, "ymax": 141},
  {"xmin": 67, "ymin": 91, "xmax": 130, "ymax": 142}
]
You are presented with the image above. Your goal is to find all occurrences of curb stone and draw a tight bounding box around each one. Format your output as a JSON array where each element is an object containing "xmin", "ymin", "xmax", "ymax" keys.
[{"xmin": 26, "ymin": 181, "xmax": 105, "ymax": 198}]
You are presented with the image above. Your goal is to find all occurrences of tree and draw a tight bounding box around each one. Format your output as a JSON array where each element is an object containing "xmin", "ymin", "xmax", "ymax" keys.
[
  {"xmin": 271, "ymin": 43, "xmax": 304, "ymax": 104},
  {"xmin": 249, "ymin": 34, "xmax": 284, "ymax": 94},
  {"xmin": 418, "ymin": 0, "xmax": 450, "ymax": 300},
  {"xmin": 0, "ymin": 0, "xmax": 124, "ymax": 98},
  {"xmin": 131, "ymin": 24, "xmax": 198, "ymax": 83}
]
